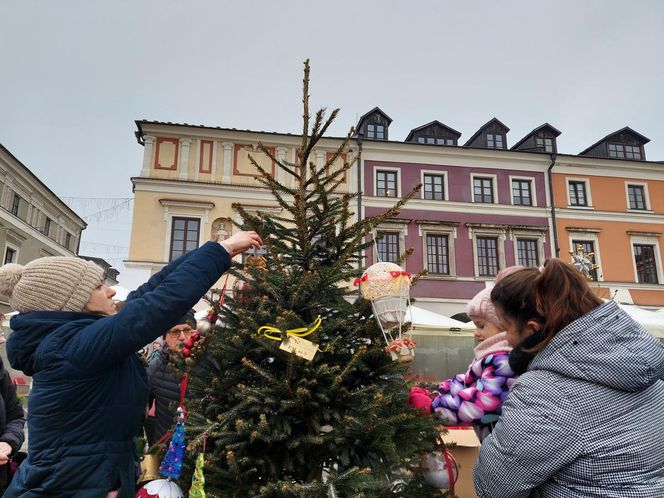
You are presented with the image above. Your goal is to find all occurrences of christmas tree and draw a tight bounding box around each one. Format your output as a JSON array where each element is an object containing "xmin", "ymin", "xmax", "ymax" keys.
[{"xmin": 186, "ymin": 60, "xmax": 447, "ymax": 497}]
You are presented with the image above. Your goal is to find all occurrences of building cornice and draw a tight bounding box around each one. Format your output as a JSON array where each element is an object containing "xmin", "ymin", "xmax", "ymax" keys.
[{"xmin": 556, "ymin": 208, "xmax": 664, "ymax": 224}]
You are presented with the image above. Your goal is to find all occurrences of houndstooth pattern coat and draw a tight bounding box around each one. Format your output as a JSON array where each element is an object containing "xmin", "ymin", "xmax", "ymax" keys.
[{"xmin": 474, "ymin": 300, "xmax": 664, "ymax": 497}]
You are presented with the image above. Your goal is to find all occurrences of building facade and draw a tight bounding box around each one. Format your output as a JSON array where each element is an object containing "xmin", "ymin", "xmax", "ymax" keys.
[
  {"xmin": 0, "ymin": 143, "xmax": 88, "ymax": 313},
  {"xmin": 124, "ymin": 121, "xmax": 354, "ymax": 290},
  {"xmin": 126, "ymin": 114, "xmax": 664, "ymax": 315},
  {"xmin": 552, "ymin": 128, "xmax": 664, "ymax": 307}
]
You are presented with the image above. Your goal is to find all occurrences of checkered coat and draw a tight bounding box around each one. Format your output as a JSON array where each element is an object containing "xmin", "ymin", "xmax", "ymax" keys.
[{"xmin": 474, "ymin": 300, "xmax": 664, "ymax": 497}]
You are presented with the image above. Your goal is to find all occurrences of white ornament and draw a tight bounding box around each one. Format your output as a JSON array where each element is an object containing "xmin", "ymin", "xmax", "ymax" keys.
[{"xmin": 422, "ymin": 451, "xmax": 458, "ymax": 490}]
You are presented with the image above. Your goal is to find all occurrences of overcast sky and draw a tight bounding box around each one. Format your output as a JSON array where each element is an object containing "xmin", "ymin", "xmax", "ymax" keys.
[{"xmin": 1, "ymin": 0, "xmax": 663, "ymax": 277}]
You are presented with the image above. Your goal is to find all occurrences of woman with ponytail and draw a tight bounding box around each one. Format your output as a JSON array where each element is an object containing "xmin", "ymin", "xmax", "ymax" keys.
[{"xmin": 474, "ymin": 259, "xmax": 664, "ymax": 497}]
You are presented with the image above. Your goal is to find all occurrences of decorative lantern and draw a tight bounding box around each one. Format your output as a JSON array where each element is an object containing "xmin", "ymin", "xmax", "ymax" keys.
[
  {"xmin": 135, "ymin": 479, "xmax": 184, "ymax": 498},
  {"xmin": 422, "ymin": 450, "xmax": 458, "ymax": 490},
  {"xmin": 569, "ymin": 244, "xmax": 599, "ymax": 280},
  {"xmin": 355, "ymin": 262, "xmax": 414, "ymax": 361},
  {"xmin": 232, "ymin": 254, "xmax": 267, "ymax": 303}
]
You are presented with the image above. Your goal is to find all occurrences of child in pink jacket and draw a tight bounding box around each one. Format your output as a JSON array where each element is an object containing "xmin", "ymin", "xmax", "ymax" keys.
[{"xmin": 409, "ymin": 284, "xmax": 516, "ymax": 441}]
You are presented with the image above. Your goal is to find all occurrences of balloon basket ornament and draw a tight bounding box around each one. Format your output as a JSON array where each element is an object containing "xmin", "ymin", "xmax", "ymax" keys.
[
  {"xmin": 422, "ymin": 448, "xmax": 459, "ymax": 492},
  {"xmin": 354, "ymin": 260, "xmax": 415, "ymax": 362}
]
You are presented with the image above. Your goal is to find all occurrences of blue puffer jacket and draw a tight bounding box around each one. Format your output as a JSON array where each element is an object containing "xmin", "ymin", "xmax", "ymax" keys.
[
  {"xmin": 4, "ymin": 241, "xmax": 230, "ymax": 498},
  {"xmin": 474, "ymin": 300, "xmax": 664, "ymax": 498}
]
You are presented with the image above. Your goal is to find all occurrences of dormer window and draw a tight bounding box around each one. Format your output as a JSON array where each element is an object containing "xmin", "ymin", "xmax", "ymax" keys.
[
  {"xmin": 367, "ymin": 124, "xmax": 385, "ymax": 140},
  {"xmin": 417, "ymin": 137, "xmax": 454, "ymax": 145},
  {"xmin": 608, "ymin": 143, "xmax": 641, "ymax": 160},
  {"xmin": 487, "ymin": 133, "xmax": 504, "ymax": 149},
  {"xmin": 536, "ymin": 137, "xmax": 554, "ymax": 153}
]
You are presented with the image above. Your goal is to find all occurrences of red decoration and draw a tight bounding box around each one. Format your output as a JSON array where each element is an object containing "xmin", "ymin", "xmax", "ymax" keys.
[
  {"xmin": 183, "ymin": 339, "xmax": 194, "ymax": 349},
  {"xmin": 191, "ymin": 331, "xmax": 200, "ymax": 341},
  {"xmin": 181, "ymin": 348, "xmax": 191, "ymax": 358}
]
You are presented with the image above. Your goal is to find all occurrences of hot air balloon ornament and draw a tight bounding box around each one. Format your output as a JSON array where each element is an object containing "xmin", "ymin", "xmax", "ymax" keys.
[{"xmin": 354, "ymin": 261, "xmax": 415, "ymax": 361}]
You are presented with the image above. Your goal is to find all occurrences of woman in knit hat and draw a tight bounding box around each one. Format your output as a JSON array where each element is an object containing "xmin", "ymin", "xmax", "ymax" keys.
[
  {"xmin": 0, "ymin": 231, "xmax": 261, "ymax": 498},
  {"xmin": 408, "ymin": 268, "xmax": 518, "ymax": 441}
]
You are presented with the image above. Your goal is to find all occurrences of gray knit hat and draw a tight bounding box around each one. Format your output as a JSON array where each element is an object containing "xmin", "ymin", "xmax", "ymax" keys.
[{"xmin": 0, "ymin": 257, "xmax": 105, "ymax": 312}]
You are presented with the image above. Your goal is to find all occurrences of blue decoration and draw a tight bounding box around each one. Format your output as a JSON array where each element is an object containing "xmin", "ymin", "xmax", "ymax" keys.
[{"xmin": 159, "ymin": 409, "xmax": 186, "ymax": 480}]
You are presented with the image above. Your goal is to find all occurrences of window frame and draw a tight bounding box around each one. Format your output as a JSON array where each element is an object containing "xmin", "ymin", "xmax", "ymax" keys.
[
  {"xmin": 374, "ymin": 167, "xmax": 400, "ymax": 198},
  {"xmin": 566, "ymin": 178, "xmax": 593, "ymax": 208},
  {"xmin": 625, "ymin": 182, "xmax": 651, "ymax": 212},
  {"xmin": 486, "ymin": 133, "xmax": 504, "ymax": 149},
  {"xmin": 629, "ymin": 233, "xmax": 663, "ymax": 285},
  {"xmin": 168, "ymin": 216, "xmax": 202, "ymax": 262},
  {"xmin": 633, "ymin": 244, "xmax": 659, "ymax": 284},
  {"xmin": 376, "ymin": 230, "xmax": 401, "ymax": 264},
  {"xmin": 509, "ymin": 176, "xmax": 537, "ymax": 207},
  {"xmin": 44, "ymin": 217, "xmax": 52, "ymax": 237},
  {"xmin": 367, "ymin": 123, "xmax": 385, "ymax": 140},
  {"xmin": 3, "ymin": 243, "xmax": 18, "ymax": 265},
  {"xmin": 421, "ymin": 170, "xmax": 447, "ymax": 201},
  {"xmin": 468, "ymin": 225, "xmax": 506, "ymax": 278},
  {"xmin": 425, "ymin": 233, "xmax": 450, "ymax": 275},
  {"xmin": 568, "ymin": 232, "xmax": 602, "ymax": 282},
  {"xmin": 10, "ymin": 193, "xmax": 20, "ymax": 217},
  {"xmin": 535, "ymin": 136, "xmax": 554, "ymax": 153},
  {"xmin": 471, "ymin": 174, "xmax": 498, "ymax": 204}
]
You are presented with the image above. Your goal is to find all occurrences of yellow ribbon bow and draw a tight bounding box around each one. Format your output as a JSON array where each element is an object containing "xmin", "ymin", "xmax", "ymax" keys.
[{"xmin": 257, "ymin": 316, "xmax": 322, "ymax": 341}]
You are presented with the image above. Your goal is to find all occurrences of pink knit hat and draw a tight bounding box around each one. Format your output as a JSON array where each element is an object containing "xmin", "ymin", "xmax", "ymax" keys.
[
  {"xmin": 467, "ymin": 288, "xmax": 500, "ymax": 327},
  {"xmin": 467, "ymin": 266, "xmax": 523, "ymax": 328}
]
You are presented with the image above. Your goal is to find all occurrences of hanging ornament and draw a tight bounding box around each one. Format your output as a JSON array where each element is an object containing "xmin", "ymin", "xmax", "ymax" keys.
[
  {"xmin": 232, "ymin": 254, "xmax": 267, "ymax": 304},
  {"xmin": 159, "ymin": 407, "xmax": 186, "ymax": 479},
  {"xmin": 188, "ymin": 451, "xmax": 207, "ymax": 498},
  {"xmin": 135, "ymin": 478, "xmax": 184, "ymax": 498},
  {"xmin": 354, "ymin": 262, "xmax": 414, "ymax": 361},
  {"xmin": 422, "ymin": 450, "xmax": 458, "ymax": 491},
  {"xmin": 569, "ymin": 244, "xmax": 599, "ymax": 280}
]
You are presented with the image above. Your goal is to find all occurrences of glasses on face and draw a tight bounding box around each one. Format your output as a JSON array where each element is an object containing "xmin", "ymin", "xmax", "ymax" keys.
[{"xmin": 166, "ymin": 327, "xmax": 194, "ymax": 338}]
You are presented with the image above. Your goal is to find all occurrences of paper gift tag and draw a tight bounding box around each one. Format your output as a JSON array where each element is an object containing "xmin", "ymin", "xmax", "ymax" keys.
[{"xmin": 279, "ymin": 335, "xmax": 319, "ymax": 361}]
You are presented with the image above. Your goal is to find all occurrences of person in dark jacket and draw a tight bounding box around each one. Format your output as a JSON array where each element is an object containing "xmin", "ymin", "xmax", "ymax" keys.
[
  {"xmin": 0, "ymin": 357, "xmax": 25, "ymax": 492},
  {"xmin": 0, "ymin": 231, "xmax": 261, "ymax": 498},
  {"xmin": 474, "ymin": 258, "xmax": 664, "ymax": 498},
  {"xmin": 145, "ymin": 310, "xmax": 196, "ymax": 446}
]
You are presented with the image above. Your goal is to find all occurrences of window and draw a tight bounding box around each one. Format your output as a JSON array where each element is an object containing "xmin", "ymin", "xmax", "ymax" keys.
[
  {"xmin": 377, "ymin": 231, "xmax": 400, "ymax": 263},
  {"xmin": 517, "ymin": 239, "xmax": 539, "ymax": 267},
  {"xmin": 512, "ymin": 179, "xmax": 532, "ymax": 206},
  {"xmin": 486, "ymin": 133, "xmax": 503, "ymax": 149},
  {"xmin": 625, "ymin": 145, "xmax": 642, "ymax": 160},
  {"xmin": 568, "ymin": 181, "xmax": 588, "ymax": 206},
  {"xmin": 423, "ymin": 174, "xmax": 445, "ymax": 200},
  {"xmin": 627, "ymin": 185, "xmax": 647, "ymax": 210},
  {"xmin": 169, "ymin": 217, "xmax": 200, "ymax": 261},
  {"xmin": 536, "ymin": 137, "xmax": 554, "ymax": 152},
  {"xmin": 44, "ymin": 218, "xmax": 52, "ymax": 237},
  {"xmin": 417, "ymin": 137, "xmax": 454, "ymax": 145},
  {"xmin": 426, "ymin": 234, "xmax": 449, "ymax": 275},
  {"xmin": 572, "ymin": 240, "xmax": 598, "ymax": 281},
  {"xmin": 4, "ymin": 247, "xmax": 16, "ymax": 265},
  {"xmin": 609, "ymin": 143, "xmax": 642, "ymax": 160},
  {"xmin": 476, "ymin": 237, "xmax": 499, "ymax": 276},
  {"xmin": 376, "ymin": 170, "xmax": 398, "ymax": 197},
  {"xmin": 367, "ymin": 124, "xmax": 385, "ymax": 140},
  {"xmin": 473, "ymin": 177, "xmax": 494, "ymax": 203},
  {"xmin": 65, "ymin": 233, "xmax": 72, "ymax": 250},
  {"xmin": 634, "ymin": 244, "xmax": 658, "ymax": 284},
  {"xmin": 10, "ymin": 194, "xmax": 20, "ymax": 216}
]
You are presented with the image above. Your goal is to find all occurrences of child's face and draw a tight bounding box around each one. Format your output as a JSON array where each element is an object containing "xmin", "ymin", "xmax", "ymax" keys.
[{"xmin": 471, "ymin": 317, "xmax": 501, "ymax": 344}]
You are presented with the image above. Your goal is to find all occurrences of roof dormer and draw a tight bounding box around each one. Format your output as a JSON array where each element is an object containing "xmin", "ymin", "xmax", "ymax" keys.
[
  {"xmin": 405, "ymin": 120, "xmax": 461, "ymax": 146},
  {"xmin": 464, "ymin": 118, "xmax": 510, "ymax": 150},
  {"xmin": 579, "ymin": 127, "xmax": 650, "ymax": 160},
  {"xmin": 356, "ymin": 107, "xmax": 392, "ymax": 141},
  {"xmin": 512, "ymin": 123, "xmax": 561, "ymax": 154}
]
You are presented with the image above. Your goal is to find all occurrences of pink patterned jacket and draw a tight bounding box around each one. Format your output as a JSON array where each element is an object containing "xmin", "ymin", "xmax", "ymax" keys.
[{"xmin": 431, "ymin": 332, "xmax": 516, "ymax": 441}]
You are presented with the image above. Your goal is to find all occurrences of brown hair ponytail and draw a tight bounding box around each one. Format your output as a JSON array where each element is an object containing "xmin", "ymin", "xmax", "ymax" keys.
[{"xmin": 491, "ymin": 259, "xmax": 603, "ymax": 354}]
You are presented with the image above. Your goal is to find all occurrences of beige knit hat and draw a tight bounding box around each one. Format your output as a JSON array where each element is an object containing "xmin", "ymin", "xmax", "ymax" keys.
[{"xmin": 0, "ymin": 257, "xmax": 105, "ymax": 313}]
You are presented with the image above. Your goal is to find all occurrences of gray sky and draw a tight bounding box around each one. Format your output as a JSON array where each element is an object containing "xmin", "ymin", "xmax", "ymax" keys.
[{"xmin": 1, "ymin": 0, "xmax": 663, "ymax": 274}]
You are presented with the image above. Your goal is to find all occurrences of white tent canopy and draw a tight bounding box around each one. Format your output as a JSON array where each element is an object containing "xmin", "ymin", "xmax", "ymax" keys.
[
  {"xmin": 407, "ymin": 305, "xmax": 475, "ymax": 333},
  {"xmin": 615, "ymin": 302, "xmax": 664, "ymax": 339}
]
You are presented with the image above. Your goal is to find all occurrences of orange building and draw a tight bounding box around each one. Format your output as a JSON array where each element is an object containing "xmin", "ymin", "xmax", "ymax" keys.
[{"xmin": 552, "ymin": 128, "xmax": 664, "ymax": 307}]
